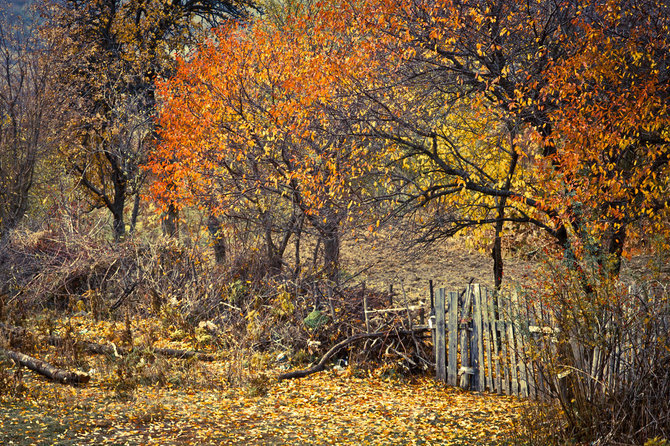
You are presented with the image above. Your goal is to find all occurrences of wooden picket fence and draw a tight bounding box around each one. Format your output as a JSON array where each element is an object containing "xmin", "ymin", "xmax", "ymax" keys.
[
  {"xmin": 362, "ymin": 280, "xmax": 669, "ymax": 403},
  {"xmin": 429, "ymin": 283, "xmax": 548, "ymax": 399}
]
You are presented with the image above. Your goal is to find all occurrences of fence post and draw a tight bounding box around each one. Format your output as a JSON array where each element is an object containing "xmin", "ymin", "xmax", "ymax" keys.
[
  {"xmin": 505, "ymin": 295, "xmax": 519, "ymax": 396},
  {"xmin": 512, "ymin": 291, "xmax": 529, "ymax": 397},
  {"xmin": 435, "ymin": 287, "xmax": 447, "ymax": 382},
  {"xmin": 473, "ymin": 284, "xmax": 486, "ymax": 391},
  {"xmin": 448, "ymin": 291, "xmax": 459, "ymax": 386},
  {"xmin": 482, "ymin": 287, "xmax": 494, "ymax": 391},
  {"xmin": 490, "ymin": 289, "xmax": 503, "ymax": 394},
  {"xmin": 459, "ymin": 286, "xmax": 473, "ymax": 389}
]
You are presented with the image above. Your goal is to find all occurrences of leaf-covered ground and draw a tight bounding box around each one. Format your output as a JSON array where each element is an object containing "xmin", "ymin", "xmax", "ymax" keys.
[
  {"xmin": 1, "ymin": 316, "xmax": 529, "ymax": 445},
  {"xmin": 2, "ymin": 373, "xmax": 527, "ymax": 445}
]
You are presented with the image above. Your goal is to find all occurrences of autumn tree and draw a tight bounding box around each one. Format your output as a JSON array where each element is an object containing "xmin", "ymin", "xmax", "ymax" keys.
[
  {"xmin": 38, "ymin": 0, "xmax": 254, "ymax": 241},
  {"xmin": 539, "ymin": 0, "xmax": 670, "ymax": 276},
  {"xmin": 152, "ymin": 0, "xmax": 668, "ymax": 285},
  {"xmin": 317, "ymin": 0, "xmax": 580, "ymax": 288},
  {"xmin": 331, "ymin": 0, "xmax": 667, "ymax": 286},
  {"xmin": 149, "ymin": 1, "xmax": 389, "ymax": 279},
  {"xmin": 0, "ymin": 6, "xmax": 58, "ymax": 241}
]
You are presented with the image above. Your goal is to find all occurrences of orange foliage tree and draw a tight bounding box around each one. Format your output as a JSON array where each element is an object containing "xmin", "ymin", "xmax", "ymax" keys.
[
  {"xmin": 540, "ymin": 0, "xmax": 670, "ymax": 276},
  {"xmin": 149, "ymin": 1, "xmax": 391, "ymax": 278}
]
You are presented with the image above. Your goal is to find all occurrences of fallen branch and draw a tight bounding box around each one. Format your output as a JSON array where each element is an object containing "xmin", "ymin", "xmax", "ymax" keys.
[
  {"xmin": 0, "ymin": 347, "xmax": 90, "ymax": 384},
  {"xmin": 277, "ymin": 328, "xmax": 429, "ymax": 381}
]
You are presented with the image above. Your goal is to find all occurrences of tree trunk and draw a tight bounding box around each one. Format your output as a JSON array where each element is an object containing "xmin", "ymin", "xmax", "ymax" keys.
[
  {"xmin": 207, "ymin": 214, "xmax": 226, "ymax": 264},
  {"xmin": 264, "ymin": 223, "xmax": 283, "ymax": 274},
  {"xmin": 492, "ymin": 222, "xmax": 504, "ymax": 291},
  {"xmin": 161, "ymin": 203, "xmax": 179, "ymax": 238},
  {"xmin": 293, "ymin": 213, "xmax": 305, "ymax": 278},
  {"xmin": 129, "ymin": 193, "xmax": 140, "ymax": 234},
  {"xmin": 492, "ymin": 141, "xmax": 518, "ymax": 291},
  {"xmin": 322, "ymin": 221, "xmax": 340, "ymax": 282},
  {"xmin": 111, "ymin": 201, "xmax": 126, "ymax": 242},
  {"xmin": 606, "ymin": 224, "xmax": 627, "ymax": 278}
]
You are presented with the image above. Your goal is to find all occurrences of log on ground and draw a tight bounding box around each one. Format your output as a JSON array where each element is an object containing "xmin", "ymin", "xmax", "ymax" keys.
[{"xmin": 0, "ymin": 347, "xmax": 90, "ymax": 384}]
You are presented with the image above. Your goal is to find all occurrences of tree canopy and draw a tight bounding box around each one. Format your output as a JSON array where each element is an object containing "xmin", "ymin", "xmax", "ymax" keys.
[{"xmin": 149, "ymin": 0, "xmax": 669, "ymax": 283}]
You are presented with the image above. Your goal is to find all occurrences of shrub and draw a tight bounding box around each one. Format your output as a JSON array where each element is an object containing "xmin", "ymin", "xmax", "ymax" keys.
[{"xmin": 523, "ymin": 258, "xmax": 670, "ymax": 444}]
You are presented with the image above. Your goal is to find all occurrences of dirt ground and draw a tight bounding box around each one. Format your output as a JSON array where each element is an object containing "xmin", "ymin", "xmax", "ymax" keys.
[
  {"xmin": 339, "ymin": 224, "xmax": 668, "ymax": 305},
  {"xmin": 339, "ymin": 227, "xmax": 535, "ymax": 304}
]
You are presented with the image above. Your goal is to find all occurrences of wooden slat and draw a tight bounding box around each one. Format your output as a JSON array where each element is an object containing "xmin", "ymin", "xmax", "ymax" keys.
[
  {"xmin": 499, "ymin": 319, "xmax": 510, "ymax": 395},
  {"xmin": 459, "ymin": 287, "xmax": 473, "ymax": 389},
  {"xmin": 497, "ymin": 295, "xmax": 511, "ymax": 395},
  {"xmin": 505, "ymin": 295, "xmax": 519, "ymax": 396},
  {"xmin": 535, "ymin": 306, "xmax": 553, "ymax": 400},
  {"xmin": 473, "ymin": 285, "xmax": 486, "ymax": 391},
  {"xmin": 469, "ymin": 285, "xmax": 479, "ymax": 390},
  {"xmin": 524, "ymin": 303, "xmax": 538, "ymax": 400},
  {"xmin": 512, "ymin": 291, "xmax": 528, "ymax": 398},
  {"xmin": 435, "ymin": 288, "xmax": 447, "ymax": 383},
  {"xmin": 490, "ymin": 293, "xmax": 503, "ymax": 394},
  {"xmin": 447, "ymin": 291, "xmax": 459, "ymax": 386},
  {"xmin": 482, "ymin": 287, "xmax": 494, "ymax": 392}
]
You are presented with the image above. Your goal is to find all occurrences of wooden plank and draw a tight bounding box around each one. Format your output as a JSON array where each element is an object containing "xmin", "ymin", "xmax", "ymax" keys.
[
  {"xmin": 481, "ymin": 287, "xmax": 494, "ymax": 392},
  {"xmin": 447, "ymin": 291, "xmax": 459, "ymax": 386},
  {"xmin": 505, "ymin": 295, "xmax": 519, "ymax": 396},
  {"xmin": 534, "ymin": 307, "xmax": 554, "ymax": 400},
  {"xmin": 591, "ymin": 346, "xmax": 602, "ymax": 392},
  {"xmin": 490, "ymin": 291, "xmax": 503, "ymax": 394},
  {"xmin": 459, "ymin": 287, "xmax": 473, "ymax": 389},
  {"xmin": 470, "ymin": 285, "xmax": 479, "ymax": 390},
  {"xmin": 512, "ymin": 291, "xmax": 528, "ymax": 398},
  {"xmin": 499, "ymin": 319, "xmax": 510, "ymax": 395},
  {"xmin": 498, "ymin": 294, "xmax": 510, "ymax": 395},
  {"xmin": 365, "ymin": 306, "xmax": 424, "ymax": 314},
  {"xmin": 472, "ymin": 284, "xmax": 486, "ymax": 391},
  {"xmin": 525, "ymin": 304, "xmax": 538, "ymax": 400},
  {"xmin": 435, "ymin": 287, "xmax": 447, "ymax": 383}
]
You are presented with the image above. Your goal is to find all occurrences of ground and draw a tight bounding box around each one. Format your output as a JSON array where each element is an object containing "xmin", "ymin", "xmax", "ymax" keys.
[
  {"xmin": 340, "ymin": 229, "xmax": 536, "ymax": 302},
  {"xmin": 1, "ymin": 234, "xmax": 541, "ymax": 446},
  {"xmin": 1, "ymin": 362, "xmax": 527, "ymax": 445},
  {"xmin": 0, "ymin": 308, "xmax": 532, "ymax": 446}
]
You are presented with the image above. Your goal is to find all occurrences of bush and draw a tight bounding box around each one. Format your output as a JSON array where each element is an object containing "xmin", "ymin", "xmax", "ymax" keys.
[
  {"xmin": 507, "ymin": 401, "xmax": 571, "ymax": 446},
  {"xmin": 524, "ymin": 258, "xmax": 670, "ymax": 444}
]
